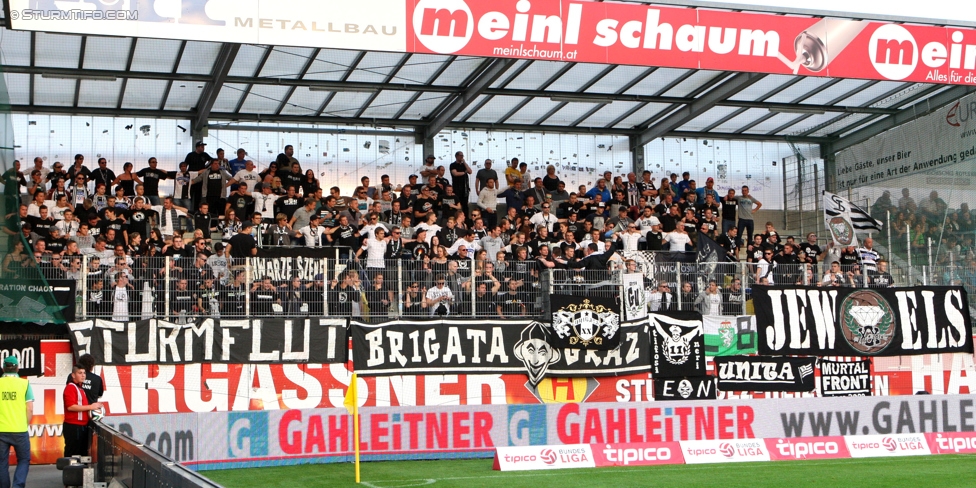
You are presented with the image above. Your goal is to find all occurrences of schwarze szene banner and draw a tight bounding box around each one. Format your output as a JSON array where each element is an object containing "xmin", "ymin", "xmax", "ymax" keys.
[{"xmin": 753, "ymin": 286, "xmax": 973, "ymax": 357}]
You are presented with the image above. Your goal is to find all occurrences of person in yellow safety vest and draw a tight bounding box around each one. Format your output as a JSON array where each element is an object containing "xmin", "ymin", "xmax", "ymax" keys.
[{"xmin": 0, "ymin": 356, "xmax": 33, "ymax": 488}]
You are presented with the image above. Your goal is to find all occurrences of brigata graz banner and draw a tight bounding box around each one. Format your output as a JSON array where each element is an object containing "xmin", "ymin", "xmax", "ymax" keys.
[
  {"xmin": 753, "ymin": 286, "xmax": 973, "ymax": 357},
  {"xmin": 352, "ymin": 319, "xmax": 650, "ymax": 385},
  {"xmin": 67, "ymin": 318, "xmax": 347, "ymax": 365}
]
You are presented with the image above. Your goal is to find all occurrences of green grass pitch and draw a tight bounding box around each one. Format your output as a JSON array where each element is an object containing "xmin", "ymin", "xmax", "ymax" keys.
[{"xmin": 203, "ymin": 455, "xmax": 976, "ymax": 487}]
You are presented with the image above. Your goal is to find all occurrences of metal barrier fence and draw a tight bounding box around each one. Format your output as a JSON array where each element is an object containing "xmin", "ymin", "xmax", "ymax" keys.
[{"xmin": 95, "ymin": 421, "xmax": 222, "ymax": 488}]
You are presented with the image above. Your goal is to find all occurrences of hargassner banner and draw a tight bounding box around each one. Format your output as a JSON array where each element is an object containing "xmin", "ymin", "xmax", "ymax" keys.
[
  {"xmin": 7, "ymin": 1, "xmax": 976, "ymax": 86},
  {"xmin": 103, "ymin": 394, "xmax": 976, "ymax": 470}
]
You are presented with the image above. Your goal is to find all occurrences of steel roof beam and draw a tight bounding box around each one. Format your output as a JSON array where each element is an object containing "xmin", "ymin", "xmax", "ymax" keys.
[
  {"xmin": 192, "ymin": 43, "xmax": 240, "ymax": 134},
  {"xmin": 423, "ymin": 58, "xmax": 516, "ymax": 139},
  {"xmin": 634, "ymin": 72, "xmax": 766, "ymax": 147},
  {"xmin": 832, "ymin": 84, "xmax": 976, "ymax": 152}
]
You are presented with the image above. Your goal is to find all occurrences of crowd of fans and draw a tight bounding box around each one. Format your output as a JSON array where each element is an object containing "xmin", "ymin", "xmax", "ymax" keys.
[{"xmin": 0, "ymin": 141, "xmax": 913, "ymax": 321}]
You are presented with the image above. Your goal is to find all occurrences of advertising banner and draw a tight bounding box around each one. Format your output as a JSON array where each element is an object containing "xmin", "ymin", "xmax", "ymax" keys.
[
  {"xmin": 754, "ymin": 286, "xmax": 974, "ymax": 357},
  {"xmin": 845, "ymin": 434, "xmax": 931, "ymax": 457},
  {"xmin": 679, "ymin": 439, "xmax": 770, "ymax": 464},
  {"xmin": 67, "ymin": 318, "xmax": 348, "ymax": 365},
  {"xmin": 925, "ymin": 432, "xmax": 976, "ymax": 454},
  {"xmin": 649, "ymin": 312, "xmax": 705, "ymax": 378},
  {"xmin": 550, "ymin": 296, "xmax": 621, "ymax": 350},
  {"xmin": 591, "ymin": 442, "xmax": 684, "ymax": 467},
  {"xmin": 352, "ymin": 319, "xmax": 652, "ymax": 383},
  {"xmin": 652, "ymin": 377, "xmax": 717, "ymax": 401},
  {"xmin": 765, "ymin": 436, "xmax": 850, "ymax": 461},
  {"xmin": 819, "ymin": 359, "xmax": 872, "ymax": 397},
  {"xmin": 6, "ymin": 1, "xmax": 976, "ymax": 87},
  {"xmin": 622, "ymin": 273, "xmax": 648, "ymax": 322},
  {"xmin": 715, "ymin": 356, "xmax": 817, "ymax": 392},
  {"xmin": 492, "ymin": 444, "xmax": 595, "ymax": 471},
  {"xmin": 0, "ymin": 339, "xmax": 41, "ymax": 377},
  {"xmin": 703, "ymin": 316, "xmax": 757, "ymax": 356}
]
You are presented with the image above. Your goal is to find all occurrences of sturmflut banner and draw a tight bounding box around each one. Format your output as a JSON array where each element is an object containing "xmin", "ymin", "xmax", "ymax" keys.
[
  {"xmin": 351, "ymin": 319, "xmax": 651, "ymax": 385},
  {"xmin": 67, "ymin": 318, "xmax": 348, "ymax": 365},
  {"xmin": 753, "ymin": 286, "xmax": 973, "ymax": 357}
]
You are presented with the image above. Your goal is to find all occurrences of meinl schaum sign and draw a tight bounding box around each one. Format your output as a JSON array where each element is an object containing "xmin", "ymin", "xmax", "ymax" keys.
[
  {"xmin": 67, "ymin": 318, "xmax": 347, "ymax": 365},
  {"xmin": 753, "ymin": 286, "xmax": 973, "ymax": 357}
]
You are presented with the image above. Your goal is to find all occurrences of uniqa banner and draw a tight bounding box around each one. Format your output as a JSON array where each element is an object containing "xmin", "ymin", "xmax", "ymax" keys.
[
  {"xmin": 714, "ymin": 356, "xmax": 817, "ymax": 392},
  {"xmin": 753, "ymin": 286, "xmax": 974, "ymax": 357},
  {"xmin": 351, "ymin": 318, "xmax": 651, "ymax": 390},
  {"xmin": 67, "ymin": 318, "xmax": 348, "ymax": 365},
  {"xmin": 550, "ymin": 295, "xmax": 621, "ymax": 350},
  {"xmin": 703, "ymin": 316, "xmax": 757, "ymax": 357}
]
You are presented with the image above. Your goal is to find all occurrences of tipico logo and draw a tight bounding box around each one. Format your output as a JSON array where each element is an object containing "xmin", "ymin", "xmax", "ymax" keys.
[
  {"xmin": 413, "ymin": 0, "xmax": 474, "ymax": 54},
  {"xmin": 869, "ymin": 24, "xmax": 918, "ymax": 81}
]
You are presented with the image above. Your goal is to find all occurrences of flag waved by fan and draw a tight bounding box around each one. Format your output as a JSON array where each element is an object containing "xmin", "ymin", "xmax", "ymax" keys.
[{"xmin": 823, "ymin": 192, "xmax": 883, "ymax": 247}]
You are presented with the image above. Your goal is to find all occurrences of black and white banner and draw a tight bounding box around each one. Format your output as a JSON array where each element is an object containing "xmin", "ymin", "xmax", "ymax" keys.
[
  {"xmin": 550, "ymin": 295, "xmax": 621, "ymax": 350},
  {"xmin": 819, "ymin": 359, "xmax": 872, "ymax": 397},
  {"xmin": 0, "ymin": 339, "xmax": 41, "ymax": 377},
  {"xmin": 67, "ymin": 318, "xmax": 347, "ymax": 365},
  {"xmin": 622, "ymin": 273, "xmax": 648, "ymax": 321},
  {"xmin": 715, "ymin": 356, "xmax": 817, "ymax": 392},
  {"xmin": 649, "ymin": 312, "xmax": 705, "ymax": 378},
  {"xmin": 653, "ymin": 376, "xmax": 717, "ymax": 401},
  {"xmin": 754, "ymin": 286, "xmax": 973, "ymax": 357},
  {"xmin": 352, "ymin": 319, "xmax": 650, "ymax": 384}
]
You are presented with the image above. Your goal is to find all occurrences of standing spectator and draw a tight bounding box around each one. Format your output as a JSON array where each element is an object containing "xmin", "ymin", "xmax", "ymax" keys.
[
  {"xmin": 720, "ymin": 188, "xmax": 737, "ymax": 234},
  {"xmin": 679, "ymin": 282, "xmax": 696, "ymax": 311},
  {"xmin": 90, "ymin": 158, "xmax": 116, "ymax": 192},
  {"xmin": 193, "ymin": 159, "xmax": 232, "ymax": 213},
  {"xmin": 694, "ymin": 280, "xmax": 723, "ymax": 316},
  {"xmin": 735, "ymin": 185, "xmax": 762, "ymax": 245},
  {"xmin": 0, "ymin": 356, "xmax": 33, "ymax": 488},
  {"xmin": 723, "ymin": 278, "xmax": 744, "ymax": 315},
  {"xmin": 450, "ymin": 151, "xmax": 472, "ymax": 214},
  {"xmin": 228, "ymin": 149, "xmax": 248, "ymax": 175},
  {"xmin": 226, "ymin": 222, "xmax": 257, "ymax": 261},
  {"xmin": 869, "ymin": 260, "xmax": 894, "ymax": 288},
  {"xmin": 184, "ymin": 141, "xmax": 213, "ymax": 209},
  {"xmin": 424, "ymin": 274, "xmax": 454, "ymax": 316},
  {"xmin": 63, "ymin": 364, "xmax": 103, "ymax": 457},
  {"xmin": 475, "ymin": 159, "xmax": 498, "ymax": 196}
]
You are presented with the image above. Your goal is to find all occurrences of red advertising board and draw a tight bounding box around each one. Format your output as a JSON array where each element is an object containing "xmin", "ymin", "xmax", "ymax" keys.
[
  {"xmin": 765, "ymin": 436, "xmax": 850, "ymax": 461},
  {"xmin": 405, "ymin": 0, "xmax": 976, "ymax": 86}
]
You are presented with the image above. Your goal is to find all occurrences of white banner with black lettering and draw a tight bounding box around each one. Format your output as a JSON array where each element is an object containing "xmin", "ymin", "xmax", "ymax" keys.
[
  {"xmin": 819, "ymin": 359, "xmax": 873, "ymax": 397},
  {"xmin": 622, "ymin": 273, "xmax": 648, "ymax": 321},
  {"xmin": 67, "ymin": 318, "xmax": 347, "ymax": 365}
]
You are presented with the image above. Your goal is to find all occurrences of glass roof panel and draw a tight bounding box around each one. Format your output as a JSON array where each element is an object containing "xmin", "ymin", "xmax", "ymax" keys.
[
  {"xmin": 887, "ymin": 84, "xmax": 951, "ymax": 109},
  {"xmin": 677, "ymin": 106, "xmax": 745, "ymax": 131},
  {"xmin": 772, "ymin": 112, "xmax": 845, "ymax": 136},
  {"xmin": 539, "ymin": 102, "xmax": 607, "ymax": 126},
  {"xmin": 432, "ymin": 57, "xmax": 483, "ymax": 86},
  {"xmin": 800, "ymin": 79, "xmax": 872, "ymax": 105},
  {"xmin": 82, "ymin": 36, "xmax": 133, "ymax": 71},
  {"xmin": 360, "ymin": 91, "xmax": 420, "ymax": 119},
  {"xmin": 302, "ymin": 49, "xmax": 364, "ymax": 82},
  {"xmin": 727, "ymin": 74, "xmax": 799, "ymax": 101},
  {"xmin": 763, "ymin": 77, "xmax": 834, "ymax": 103},
  {"xmin": 622, "ymin": 68, "xmax": 692, "ymax": 96},
  {"xmin": 259, "ymin": 46, "xmax": 316, "ymax": 79},
  {"xmin": 78, "ymin": 79, "xmax": 124, "ymax": 108},
  {"xmin": 34, "ymin": 32, "xmax": 81, "ymax": 69},
  {"xmin": 228, "ymin": 45, "xmax": 269, "ymax": 77},
  {"xmin": 457, "ymin": 95, "xmax": 488, "ymax": 120},
  {"xmin": 279, "ymin": 88, "xmax": 330, "ymax": 116},
  {"xmin": 577, "ymin": 101, "xmax": 642, "ymax": 127},
  {"xmin": 584, "ymin": 66, "xmax": 650, "ymax": 94},
  {"xmin": 807, "ymin": 113, "xmax": 873, "ymax": 137},
  {"xmin": 465, "ymin": 96, "xmax": 528, "ymax": 123},
  {"xmin": 390, "ymin": 54, "xmax": 446, "ymax": 84},
  {"xmin": 506, "ymin": 98, "xmax": 565, "ymax": 125},
  {"xmin": 129, "ymin": 38, "xmax": 182, "ymax": 73},
  {"xmin": 741, "ymin": 112, "xmax": 804, "ymax": 134},
  {"xmin": 210, "ymin": 83, "xmax": 249, "ymax": 113},
  {"xmin": 871, "ymin": 83, "xmax": 934, "ymax": 108},
  {"xmin": 176, "ymin": 41, "xmax": 221, "ymax": 75},
  {"xmin": 120, "ymin": 79, "xmax": 170, "ymax": 110},
  {"xmin": 3, "ymin": 73, "xmax": 29, "ymax": 105},
  {"xmin": 503, "ymin": 61, "xmax": 569, "ymax": 90},
  {"xmin": 547, "ymin": 63, "xmax": 612, "ymax": 93},
  {"xmin": 33, "ymin": 76, "xmax": 75, "ymax": 106},
  {"xmin": 400, "ymin": 94, "xmax": 450, "ymax": 120},
  {"xmin": 836, "ymin": 117, "xmax": 883, "ymax": 138},
  {"xmin": 163, "ymin": 83, "xmax": 204, "ymax": 111},
  {"xmin": 0, "ymin": 29, "xmax": 32, "ymax": 66},
  {"xmin": 612, "ymin": 102, "xmax": 673, "ymax": 128},
  {"xmin": 238, "ymin": 85, "xmax": 292, "ymax": 114},
  {"xmin": 661, "ymin": 70, "xmax": 725, "ymax": 98},
  {"xmin": 345, "ymin": 52, "xmax": 408, "ymax": 83},
  {"xmin": 321, "ymin": 92, "xmax": 375, "ymax": 117},
  {"xmin": 709, "ymin": 108, "xmax": 770, "ymax": 132},
  {"xmin": 489, "ymin": 59, "xmax": 531, "ymax": 88},
  {"xmin": 833, "ymin": 81, "xmax": 905, "ymax": 106}
]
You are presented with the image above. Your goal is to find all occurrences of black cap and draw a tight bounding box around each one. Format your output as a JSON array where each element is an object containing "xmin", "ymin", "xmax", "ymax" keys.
[{"xmin": 195, "ymin": 141, "xmax": 206, "ymax": 147}]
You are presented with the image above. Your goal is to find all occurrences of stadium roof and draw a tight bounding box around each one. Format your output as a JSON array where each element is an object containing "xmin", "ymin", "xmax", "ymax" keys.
[{"xmin": 1, "ymin": 16, "xmax": 974, "ymax": 152}]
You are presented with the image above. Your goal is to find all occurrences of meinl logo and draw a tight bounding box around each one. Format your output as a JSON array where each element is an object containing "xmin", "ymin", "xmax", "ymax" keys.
[
  {"xmin": 868, "ymin": 24, "xmax": 918, "ymax": 81},
  {"xmin": 413, "ymin": 0, "xmax": 474, "ymax": 54}
]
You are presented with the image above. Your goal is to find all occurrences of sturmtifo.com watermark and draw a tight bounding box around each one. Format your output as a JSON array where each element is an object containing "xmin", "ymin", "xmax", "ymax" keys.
[{"xmin": 9, "ymin": 9, "xmax": 139, "ymax": 21}]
